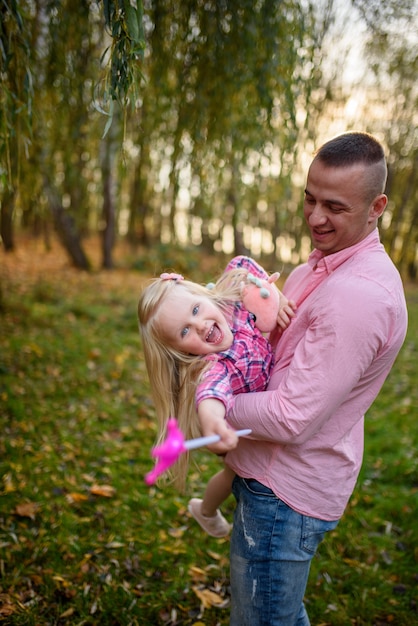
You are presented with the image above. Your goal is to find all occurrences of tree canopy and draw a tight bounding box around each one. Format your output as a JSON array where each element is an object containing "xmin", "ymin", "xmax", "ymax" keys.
[{"xmin": 1, "ymin": 0, "xmax": 417, "ymax": 278}]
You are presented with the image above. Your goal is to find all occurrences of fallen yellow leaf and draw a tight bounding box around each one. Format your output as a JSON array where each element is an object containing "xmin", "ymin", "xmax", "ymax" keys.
[
  {"xmin": 192, "ymin": 585, "xmax": 226, "ymax": 608},
  {"xmin": 14, "ymin": 502, "xmax": 38, "ymax": 520},
  {"xmin": 3, "ymin": 473, "xmax": 15, "ymax": 493},
  {"xmin": 90, "ymin": 484, "xmax": 115, "ymax": 497},
  {"xmin": 207, "ymin": 549, "xmax": 223, "ymax": 560},
  {"xmin": 66, "ymin": 492, "xmax": 89, "ymax": 503},
  {"xmin": 189, "ymin": 566, "xmax": 208, "ymax": 582},
  {"xmin": 0, "ymin": 604, "xmax": 16, "ymax": 617},
  {"xmin": 106, "ymin": 541, "xmax": 125, "ymax": 549},
  {"xmin": 168, "ymin": 526, "xmax": 185, "ymax": 538}
]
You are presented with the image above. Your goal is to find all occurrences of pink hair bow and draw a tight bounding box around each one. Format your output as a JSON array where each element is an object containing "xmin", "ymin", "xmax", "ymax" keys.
[{"xmin": 160, "ymin": 272, "xmax": 184, "ymax": 281}]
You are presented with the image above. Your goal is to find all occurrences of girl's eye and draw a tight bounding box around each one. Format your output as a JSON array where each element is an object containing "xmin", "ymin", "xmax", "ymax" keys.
[
  {"xmin": 181, "ymin": 327, "xmax": 189, "ymax": 338},
  {"xmin": 192, "ymin": 305, "xmax": 199, "ymax": 315}
]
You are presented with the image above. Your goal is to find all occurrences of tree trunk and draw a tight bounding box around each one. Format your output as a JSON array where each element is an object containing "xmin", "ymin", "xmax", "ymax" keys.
[
  {"xmin": 0, "ymin": 188, "xmax": 15, "ymax": 251},
  {"xmin": 129, "ymin": 141, "xmax": 151, "ymax": 246},
  {"xmin": 100, "ymin": 136, "xmax": 116, "ymax": 270},
  {"xmin": 43, "ymin": 178, "xmax": 90, "ymax": 270},
  {"xmin": 229, "ymin": 161, "xmax": 249, "ymax": 257},
  {"xmin": 102, "ymin": 175, "xmax": 115, "ymax": 269}
]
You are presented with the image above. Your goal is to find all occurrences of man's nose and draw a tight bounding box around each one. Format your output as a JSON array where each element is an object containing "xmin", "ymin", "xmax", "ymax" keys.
[{"xmin": 308, "ymin": 203, "xmax": 327, "ymax": 225}]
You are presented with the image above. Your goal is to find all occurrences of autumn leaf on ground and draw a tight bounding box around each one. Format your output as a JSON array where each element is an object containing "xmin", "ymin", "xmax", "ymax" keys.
[
  {"xmin": 90, "ymin": 484, "xmax": 116, "ymax": 497},
  {"xmin": 168, "ymin": 526, "xmax": 186, "ymax": 538},
  {"xmin": 3, "ymin": 473, "xmax": 15, "ymax": 493},
  {"xmin": 0, "ymin": 594, "xmax": 17, "ymax": 617},
  {"xmin": 14, "ymin": 501, "xmax": 38, "ymax": 520},
  {"xmin": 192, "ymin": 585, "xmax": 228, "ymax": 609},
  {"xmin": 189, "ymin": 566, "xmax": 208, "ymax": 582},
  {"xmin": 66, "ymin": 492, "xmax": 89, "ymax": 503},
  {"xmin": 0, "ymin": 603, "xmax": 16, "ymax": 617},
  {"xmin": 105, "ymin": 541, "xmax": 125, "ymax": 548}
]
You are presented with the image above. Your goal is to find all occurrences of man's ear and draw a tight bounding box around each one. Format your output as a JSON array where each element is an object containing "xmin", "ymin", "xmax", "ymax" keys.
[{"xmin": 369, "ymin": 193, "xmax": 387, "ymax": 222}]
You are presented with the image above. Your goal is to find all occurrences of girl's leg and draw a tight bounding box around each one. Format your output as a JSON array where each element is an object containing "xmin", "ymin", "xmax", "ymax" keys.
[
  {"xmin": 188, "ymin": 466, "xmax": 235, "ymax": 537},
  {"xmin": 201, "ymin": 465, "xmax": 235, "ymax": 516}
]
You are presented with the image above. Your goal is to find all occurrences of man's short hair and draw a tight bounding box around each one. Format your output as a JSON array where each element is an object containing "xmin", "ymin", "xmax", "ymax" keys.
[{"xmin": 315, "ymin": 131, "xmax": 388, "ymax": 200}]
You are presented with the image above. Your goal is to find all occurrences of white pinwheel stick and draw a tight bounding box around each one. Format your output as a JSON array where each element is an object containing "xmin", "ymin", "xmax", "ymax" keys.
[{"xmin": 185, "ymin": 429, "xmax": 251, "ymax": 451}]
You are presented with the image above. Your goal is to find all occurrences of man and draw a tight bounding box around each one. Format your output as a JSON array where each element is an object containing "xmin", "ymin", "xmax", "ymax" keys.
[{"xmin": 203, "ymin": 132, "xmax": 408, "ymax": 625}]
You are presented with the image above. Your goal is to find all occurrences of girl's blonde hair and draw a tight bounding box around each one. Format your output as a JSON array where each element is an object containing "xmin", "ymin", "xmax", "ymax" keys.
[{"xmin": 138, "ymin": 266, "xmax": 250, "ymax": 490}]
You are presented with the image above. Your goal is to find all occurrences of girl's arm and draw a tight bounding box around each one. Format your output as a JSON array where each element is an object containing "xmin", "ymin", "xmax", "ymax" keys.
[{"xmin": 197, "ymin": 398, "xmax": 239, "ymax": 453}]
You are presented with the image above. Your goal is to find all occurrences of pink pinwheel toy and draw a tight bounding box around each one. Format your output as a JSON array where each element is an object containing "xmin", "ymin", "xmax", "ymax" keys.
[{"xmin": 145, "ymin": 417, "xmax": 251, "ymax": 486}]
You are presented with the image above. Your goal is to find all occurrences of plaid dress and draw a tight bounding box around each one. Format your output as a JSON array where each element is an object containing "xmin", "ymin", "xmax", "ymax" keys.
[{"xmin": 195, "ymin": 256, "xmax": 274, "ymax": 412}]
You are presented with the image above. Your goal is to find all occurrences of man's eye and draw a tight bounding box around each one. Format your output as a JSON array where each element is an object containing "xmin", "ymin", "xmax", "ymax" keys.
[{"xmin": 304, "ymin": 196, "xmax": 315, "ymax": 205}]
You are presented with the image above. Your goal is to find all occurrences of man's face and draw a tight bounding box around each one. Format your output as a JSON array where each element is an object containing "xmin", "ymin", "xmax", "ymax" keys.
[
  {"xmin": 303, "ymin": 159, "xmax": 385, "ymax": 256},
  {"xmin": 156, "ymin": 285, "xmax": 234, "ymax": 356}
]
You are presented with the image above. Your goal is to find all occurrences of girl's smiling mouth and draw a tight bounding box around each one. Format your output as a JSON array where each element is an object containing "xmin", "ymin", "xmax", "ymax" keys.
[{"xmin": 206, "ymin": 324, "xmax": 224, "ymax": 344}]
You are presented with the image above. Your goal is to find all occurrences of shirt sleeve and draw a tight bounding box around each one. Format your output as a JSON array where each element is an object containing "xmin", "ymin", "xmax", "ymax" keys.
[
  {"xmin": 227, "ymin": 277, "xmax": 399, "ymax": 443},
  {"xmin": 224, "ymin": 255, "xmax": 269, "ymax": 280},
  {"xmin": 196, "ymin": 359, "xmax": 234, "ymax": 411}
]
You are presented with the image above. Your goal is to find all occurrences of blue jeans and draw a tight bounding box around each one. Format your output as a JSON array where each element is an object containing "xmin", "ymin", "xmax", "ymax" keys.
[{"xmin": 230, "ymin": 477, "xmax": 339, "ymax": 626}]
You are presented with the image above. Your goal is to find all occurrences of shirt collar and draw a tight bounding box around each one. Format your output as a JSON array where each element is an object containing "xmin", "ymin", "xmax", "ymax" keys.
[{"xmin": 307, "ymin": 228, "xmax": 381, "ymax": 274}]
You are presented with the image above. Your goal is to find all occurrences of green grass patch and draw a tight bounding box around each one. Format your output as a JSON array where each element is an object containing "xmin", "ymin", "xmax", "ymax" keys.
[{"xmin": 0, "ymin": 265, "xmax": 417, "ymax": 625}]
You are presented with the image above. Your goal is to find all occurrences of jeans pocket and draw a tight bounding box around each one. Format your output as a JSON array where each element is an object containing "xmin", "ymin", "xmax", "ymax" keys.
[
  {"xmin": 301, "ymin": 515, "xmax": 339, "ymax": 554},
  {"xmin": 241, "ymin": 478, "xmax": 276, "ymax": 497}
]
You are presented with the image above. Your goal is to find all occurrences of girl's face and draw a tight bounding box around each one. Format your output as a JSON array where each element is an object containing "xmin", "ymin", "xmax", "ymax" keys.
[{"xmin": 156, "ymin": 285, "xmax": 234, "ymax": 356}]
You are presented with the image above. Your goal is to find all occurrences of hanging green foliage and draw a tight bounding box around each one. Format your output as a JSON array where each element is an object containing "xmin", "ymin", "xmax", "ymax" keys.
[
  {"xmin": 0, "ymin": 0, "xmax": 34, "ymax": 189},
  {"xmin": 100, "ymin": 0, "xmax": 145, "ymax": 102}
]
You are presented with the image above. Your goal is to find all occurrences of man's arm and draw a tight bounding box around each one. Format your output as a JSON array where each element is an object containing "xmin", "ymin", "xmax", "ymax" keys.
[{"xmin": 227, "ymin": 279, "xmax": 395, "ymax": 443}]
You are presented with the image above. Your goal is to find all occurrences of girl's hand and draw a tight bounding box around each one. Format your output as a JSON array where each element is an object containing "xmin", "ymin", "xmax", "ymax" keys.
[{"xmin": 277, "ymin": 296, "xmax": 297, "ymax": 330}]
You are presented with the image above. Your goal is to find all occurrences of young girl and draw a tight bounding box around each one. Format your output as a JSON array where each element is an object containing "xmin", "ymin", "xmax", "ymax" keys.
[{"xmin": 138, "ymin": 256, "xmax": 295, "ymax": 537}]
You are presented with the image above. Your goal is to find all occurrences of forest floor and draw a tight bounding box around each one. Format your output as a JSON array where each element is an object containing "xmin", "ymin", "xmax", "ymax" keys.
[{"xmin": 0, "ymin": 235, "xmax": 417, "ymax": 625}]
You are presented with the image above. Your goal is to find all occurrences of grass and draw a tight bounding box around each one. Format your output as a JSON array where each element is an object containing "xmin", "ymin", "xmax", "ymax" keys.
[{"xmin": 0, "ymin": 240, "xmax": 417, "ymax": 625}]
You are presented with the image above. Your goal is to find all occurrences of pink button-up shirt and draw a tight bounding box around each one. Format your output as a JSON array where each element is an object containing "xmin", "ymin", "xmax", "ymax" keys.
[{"xmin": 226, "ymin": 229, "xmax": 408, "ymax": 520}]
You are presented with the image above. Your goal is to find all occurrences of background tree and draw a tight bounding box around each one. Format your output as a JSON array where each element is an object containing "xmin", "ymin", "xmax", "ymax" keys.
[
  {"xmin": 0, "ymin": 0, "xmax": 33, "ymax": 251},
  {"xmin": 359, "ymin": 2, "xmax": 418, "ymax": 280},
  {"xmin": 125, "ymin": 0, "xmax": 335, "ymax": 263},
  {"xmin": 0, "ymin": 0, "xmax": 144, "ymax": 268}
]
